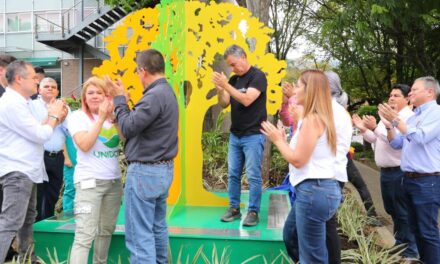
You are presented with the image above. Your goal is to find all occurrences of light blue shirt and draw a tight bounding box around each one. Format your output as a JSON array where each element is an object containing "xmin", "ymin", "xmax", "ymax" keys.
[
  {"xmin": 29, "ymin": 97, "xmax": 69, "ymax": 152},
  {"xmin": 390, "ymin": 100, "xmax": 440, "ymax": 173}
]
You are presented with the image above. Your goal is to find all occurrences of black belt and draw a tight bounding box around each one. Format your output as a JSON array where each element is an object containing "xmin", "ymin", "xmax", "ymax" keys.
[
  {"xmin": 128, "ymin": 160, "xmax": 172, "ymax": 165},
  {"xmin": 44, "ymin": 150, "xmax": 63, "ymax": 157},
  {"xmin": 405, "ymin": 171, "xmax": 440, "ymax": 178},
  {"xmin": 381, "ymin": 166, "xmax": 401, "ymax": 172}
]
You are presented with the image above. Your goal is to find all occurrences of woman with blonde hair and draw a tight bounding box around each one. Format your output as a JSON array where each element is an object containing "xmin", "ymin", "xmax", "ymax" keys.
[
  {"xmin": 261, "ymin": 70, "xmax": 342, "ymax": 264},
  {"xmin": 68, "ymin": 76, "xmax": 123, "ymax": 264}
]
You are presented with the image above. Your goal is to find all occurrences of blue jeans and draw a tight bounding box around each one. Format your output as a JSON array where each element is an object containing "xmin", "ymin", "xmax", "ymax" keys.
[
  {"xmin": 125, "ymin": 162, "xmax": 174, "ymax": 264},
  {"xmin": 228, "ymin": 133, "xmax": 265, "ymax": 212},
  {"xmin": 294, "ymin": 179, "xmax": 341, "ymax": 264},
  {"xmin": 380, "ymin": 168, "xmax": 418, "ymax": 257},
  {"xmin": 403, "ymin": 175, "xmax": 440, "ymax": 264}
]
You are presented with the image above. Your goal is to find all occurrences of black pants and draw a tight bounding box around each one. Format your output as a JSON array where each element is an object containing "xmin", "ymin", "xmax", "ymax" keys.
[
  {"xmin": 36, "ymin": 152, "xmax": 64, "ymax": 221},
  {"xmin": 347, "ymin": 159, "xmax": 377, "ymax": 217}
]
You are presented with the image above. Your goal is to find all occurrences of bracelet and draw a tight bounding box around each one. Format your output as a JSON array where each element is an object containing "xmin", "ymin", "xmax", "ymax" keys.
[
  {"xmin": 49, "ymin": 115, "xmax": 60, "ymax": 122},
  {"xmin": 385, "ymin": 126, "xmax": 392, "ymax": 130}
]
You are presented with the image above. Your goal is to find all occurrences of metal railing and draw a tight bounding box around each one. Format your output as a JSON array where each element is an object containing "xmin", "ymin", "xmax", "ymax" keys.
[{"xmin": 34, "ymin": 0, "xmax": 105, "ymax": 38}]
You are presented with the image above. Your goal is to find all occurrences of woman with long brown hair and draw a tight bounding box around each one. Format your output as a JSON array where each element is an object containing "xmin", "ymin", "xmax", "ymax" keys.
[
  {"xmin": 68, "ymin": 77, "xmax": 123, "ymax": 264},
  {"xmin": 261, "ymin": 70, "xmax": 342, "ymax": 264}
]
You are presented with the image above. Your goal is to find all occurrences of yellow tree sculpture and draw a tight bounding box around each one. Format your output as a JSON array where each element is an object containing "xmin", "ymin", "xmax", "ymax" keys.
[{"xmin": 93, "ymin": 0, "xmax": 286, "ymax": 209}]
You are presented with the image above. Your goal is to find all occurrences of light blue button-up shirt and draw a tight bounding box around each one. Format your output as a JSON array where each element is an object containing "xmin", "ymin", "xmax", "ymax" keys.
[
  {"xmin": 29, "ymin": 96, "xmax": 69, "ymax": 152},
  {"xmin": 390, "ymin": 100, "xmax": 440, "ymax": 173}
]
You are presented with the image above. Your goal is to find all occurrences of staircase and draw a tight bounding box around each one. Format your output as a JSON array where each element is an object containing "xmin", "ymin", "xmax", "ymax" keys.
[{"xmin": 34, "ymin": 0, "xmax": 142, "ymax": 60}]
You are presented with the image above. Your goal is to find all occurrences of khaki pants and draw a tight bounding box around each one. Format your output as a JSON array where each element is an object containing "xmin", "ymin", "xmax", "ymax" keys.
[{"xmin": 70, "ymin": 179, "xmax": 122, "ymax": 264}]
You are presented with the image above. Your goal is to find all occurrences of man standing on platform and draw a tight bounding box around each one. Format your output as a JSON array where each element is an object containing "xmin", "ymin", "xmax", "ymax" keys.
[
  {"xmin": 0, "ymin": 61, "xmax": 67, "ymax": 263},
  {"xmin": 106, "ymin": 49, "xmax": 178, "ymax": 264},
  {"xmin": 353, "ymin": 84, "xmax": 418, "ymax": 259},
  {"xmin": 212, "ymin": 44, "xmax": 267, "ymax": 226},
  {"xmin": 29, "ymin": 77, "xmax": 68, "ymax": 221},
  {"xmin": 379, "ymin": 76, "xmax": 440, "ymax": 264}
]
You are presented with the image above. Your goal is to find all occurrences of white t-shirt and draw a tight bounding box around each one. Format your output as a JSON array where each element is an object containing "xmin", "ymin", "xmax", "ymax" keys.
[
  {"xmin": 68, "ymin": 110, "xmax": 122, "ymax": 183},
  {"xmin": 289, "ymin": 120, "xmax": 336, "ymax": 186}
]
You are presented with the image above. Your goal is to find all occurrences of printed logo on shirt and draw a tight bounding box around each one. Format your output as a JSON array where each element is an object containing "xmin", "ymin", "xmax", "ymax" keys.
[
  {"xmin": 98, "ymin": 126, "xmax": 120, "ymax": 148},
  {"xmin": 93, "ymin": 150, "xmax": 120, "ymax": 158}
]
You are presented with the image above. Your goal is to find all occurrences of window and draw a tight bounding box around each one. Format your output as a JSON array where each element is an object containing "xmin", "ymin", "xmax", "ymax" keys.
[
  {"xmin": 35, "ymin": 11, "xmax": 61, "ymax": 33},
  {"xmin": 0, "ymin": 14, "xmax": 4, "ymax": 33},
  {"xmin": 7, "ymin": 13, "xmax": 31, "ymax": 32}
]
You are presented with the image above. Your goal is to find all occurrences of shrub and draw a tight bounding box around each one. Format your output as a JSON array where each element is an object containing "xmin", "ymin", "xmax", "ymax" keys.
[
  {"xmin": 357, "ymin": 105, "xmax": 379, "ymax": 121},
  {"xmin": 64, "ymin": 97, "xmax": 81, "ymax": 111},
  {"xmin": 351, "ymin": 142, "xmax": 363, "ymax": 153}
]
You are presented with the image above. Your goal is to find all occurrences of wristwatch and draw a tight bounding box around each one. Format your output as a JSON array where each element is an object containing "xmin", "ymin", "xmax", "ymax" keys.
[
  {"xmin": 391, "ymin": 119, "xmax": 399, "ymax": 128},
  {"xmin": 49, "ymin": 115, "xmax": 60, "ymax": 122}
]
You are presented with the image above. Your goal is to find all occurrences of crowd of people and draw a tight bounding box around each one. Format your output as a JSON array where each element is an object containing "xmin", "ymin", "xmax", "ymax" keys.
[
  {"xmin": 0, "ymin": 44, "xmax": 439, "ymax": 264},
  {"xmin": 0, "ymin": 50, "xmax": 178, "ymax": 264}
]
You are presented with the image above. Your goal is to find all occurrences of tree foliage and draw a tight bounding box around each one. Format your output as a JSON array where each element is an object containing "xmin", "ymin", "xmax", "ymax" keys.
[
  {"xmin": 307, "ymin": 0, "xmax": 440, "ymax": 106},
  {"xmin": 268, "ymin": 0, "xmax": 308, "ymax": 60},
  {"xmin": 104, "ymin": 0, "xmax": 159, "ymax": 10}
]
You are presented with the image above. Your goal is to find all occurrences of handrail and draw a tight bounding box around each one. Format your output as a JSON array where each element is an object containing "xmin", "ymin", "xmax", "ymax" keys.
[{"xmin": 35, "ymin": 0, "xmax": 107, "ymax": 37}]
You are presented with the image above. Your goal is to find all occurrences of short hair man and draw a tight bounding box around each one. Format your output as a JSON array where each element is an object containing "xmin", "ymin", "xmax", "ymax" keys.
[
  {"xmin": 0, "ymin": 61, "xmax": 67, "ymax": 263},
  {"xmin": 106, "ymin": 49, "xmax": 178, "ymax": 263},
  {"xmin": 212, "ymin": 44, "xmax": 267, "ymax": 226},
  {"xmin": 31, "ymin": 66, "xmax": 45, "ymax": 100},
  {"xmin": 380, "ymin": 76, "xmax": 440, "ymax": 264},
  {"xmin": 29, "ymin": 77, "xmax": 69, "ymax": 221},
  {"xmin": 0, "ymin": 55, "xmax": 16, "ymax": 97},
  {"xmin": 354, "ymin": 84, "xmax": 418, "ymax": 259}
]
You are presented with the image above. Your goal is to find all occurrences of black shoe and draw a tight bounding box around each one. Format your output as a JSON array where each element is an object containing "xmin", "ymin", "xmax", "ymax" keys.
[
  {"xmin": 5, "ymin": 246, "xmax": 18, "ymax": 261},
  {"xmin": 243, "ymin": 211, "xmax": 259, "ymax": 226},
  {"xmin": 221, "ymin": 208, "xmax": 241, "ymax": 222}
]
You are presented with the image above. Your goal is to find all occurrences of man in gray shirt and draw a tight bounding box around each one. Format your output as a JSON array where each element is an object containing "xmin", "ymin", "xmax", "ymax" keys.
[{"xmin": 106, "ymin": 49, "xmax": 178, "ymax": 264}]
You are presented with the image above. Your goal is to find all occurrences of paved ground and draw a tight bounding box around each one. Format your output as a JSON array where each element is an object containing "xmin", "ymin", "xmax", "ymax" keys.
[{"xmin": 351, "ymin": 161, "xmax": 391, "ymax": 224}]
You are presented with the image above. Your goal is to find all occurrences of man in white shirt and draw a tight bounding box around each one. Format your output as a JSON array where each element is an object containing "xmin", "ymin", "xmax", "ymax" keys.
[
  {"xmin": 29, "ymin": 77, "xmax": 69, "ymax": 221},
  {"xmin": 353, "ymin": 84, "xmax": 418, "ymax": 259},
  {"xmin": 0, "ymin": 61, "xmax": 67, "ymax": 263}
]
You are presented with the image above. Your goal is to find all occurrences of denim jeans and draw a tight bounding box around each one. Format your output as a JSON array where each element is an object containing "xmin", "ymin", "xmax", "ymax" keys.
[
  {"xmin": 294, "ymin": 179, "xmax": 341, "ymax": 264},
  {"xmin": 403, "ymin": 175, "xmax": 440, "ymax": 264},
  {"xmin": 228, "ymin": 133, "xmax": 265, "ymax": 212},
  {"xmin": 0, "ymin": 171, "xmax": 37, "ymax": 263},
  {"xmin": 284, "ymin": 181, "xmax": 343, "ymax": 264},
  {"xmin": 380, "ymin": 168, "xmax": 418, "ymax": 258},
  {"xmin": 70, "ymin": 179, "xmax": 122, "ymax": 264},
  {"xmin": 125, "ymin": 162, "xmax": 174, "ymax": 264}
]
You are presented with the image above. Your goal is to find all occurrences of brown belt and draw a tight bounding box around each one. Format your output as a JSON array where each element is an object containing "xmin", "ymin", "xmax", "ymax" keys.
[{"xmin": 405, "ymin": 172, "xmax": 440, "ymax": 178}]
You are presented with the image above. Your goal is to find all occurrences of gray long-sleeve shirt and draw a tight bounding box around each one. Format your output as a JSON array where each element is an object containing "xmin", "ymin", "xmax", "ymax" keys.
[{"xmin": 114, "ymin": 78, "xmax": 178, "ymax": 162}]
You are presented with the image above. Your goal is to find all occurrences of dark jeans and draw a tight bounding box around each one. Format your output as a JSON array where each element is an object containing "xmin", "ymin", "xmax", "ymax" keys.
[
  {"xmin": 347, "ymin": 159, "xmax": 377, "ymax": 217},
  {"xmin": 37, "ymin": 152, "xmax": 64, "ymax": 221},
  {"xmin": 0, "ymin": 172, "xmax": 37, "ymax": 263},
  {"xmin": 380, "ymin": 168, "xmax": 418, "ymax": 257},
  {"xmin": 403, "ymin": 175, "xmax": 440, "ymax": 264}
]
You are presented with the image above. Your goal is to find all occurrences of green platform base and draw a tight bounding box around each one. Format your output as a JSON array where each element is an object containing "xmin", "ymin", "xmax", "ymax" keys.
[{"xmin": 34, "ymin": 191, "xmax": 290, "ymax": 263}]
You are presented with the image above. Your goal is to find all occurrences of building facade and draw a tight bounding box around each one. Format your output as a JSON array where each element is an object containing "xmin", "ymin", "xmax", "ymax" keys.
[{"xmin": 0, "ymin": 0, "xmax": 118, "ymax": 96}]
